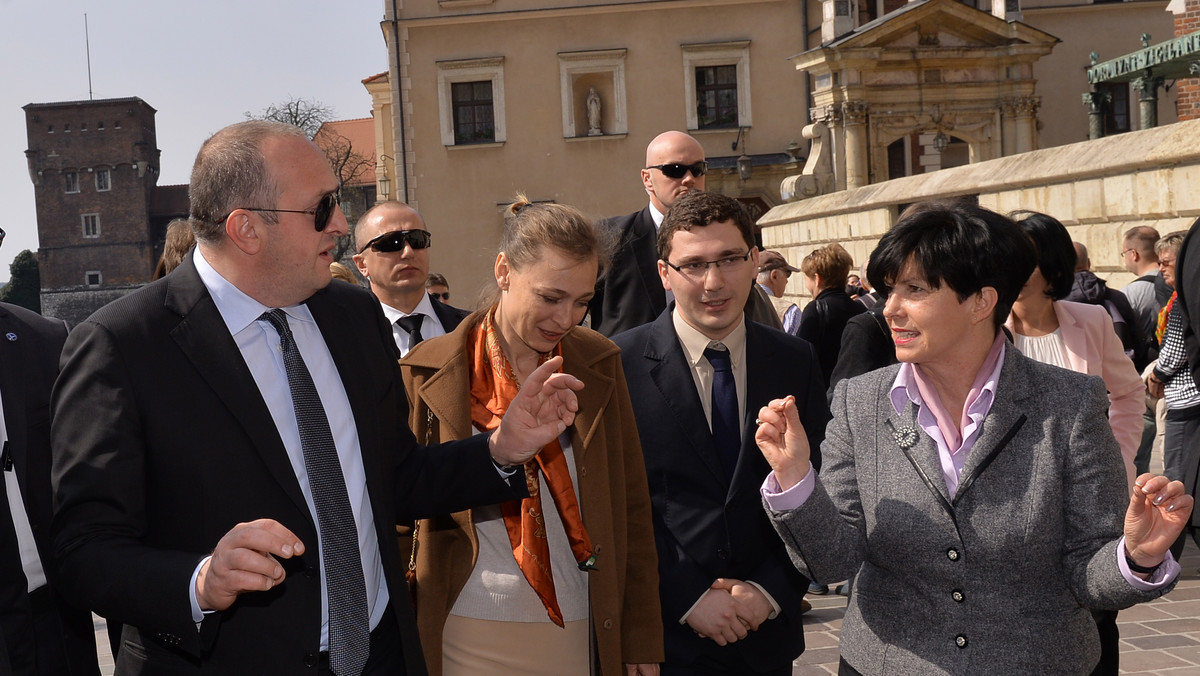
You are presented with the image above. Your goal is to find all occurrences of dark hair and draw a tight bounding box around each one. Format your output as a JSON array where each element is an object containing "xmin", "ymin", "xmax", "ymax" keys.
[
  {"xmin": 426, "ymin": 272, "xmax": 449, "ymax": 288},
  {"xmin": 867, "ymin": 201, "xmax": 1035, "ymax": 332},
  {"xmin": 153, "ymin": 219, "xmax": 196, "ymax": 280},
  {"xmin": 1010, "ymin": 211, "xmax": 1075, "ymax": 301},
  {"xmin": 658, "ymin": 190, "xmax": 755, "ymax": 260}
]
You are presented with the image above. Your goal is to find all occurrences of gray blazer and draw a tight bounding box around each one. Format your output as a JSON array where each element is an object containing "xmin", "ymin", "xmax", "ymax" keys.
[{"xmin": 766, "ymin": 348, "xmax": 1173, "ymax": 675}]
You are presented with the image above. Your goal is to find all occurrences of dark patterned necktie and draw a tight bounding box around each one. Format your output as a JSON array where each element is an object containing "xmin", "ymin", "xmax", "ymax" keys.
[
  {"xmin": 397, "ymin": 314, "xmax": 425, "ymax": 347},
  {"xmin": 260, "ymin": 309, "xmax": 369, "ymax": 676},
  {"xmin": 704, "ymin": 345, "xmax": 741, "ymax": 479}
]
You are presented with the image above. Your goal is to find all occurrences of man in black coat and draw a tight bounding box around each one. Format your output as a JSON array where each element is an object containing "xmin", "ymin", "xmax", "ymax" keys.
[
  {"xmin": 0, "ymin": 302, "xmax": 98, "ymax": 676},
  {"xmin": 352, "ymin": 201, "xmax": 470, "ymax": 356},
  {"xmin": 590, "ymin": 131, "xmax": 708, "ymax": 337},
  {"xmin": 613, "ymin": 190, "xmax": 829, "ymax": 675},
  {"xmin": 50, "ymin": 120, "xmax": 581, "ymax": 675}
]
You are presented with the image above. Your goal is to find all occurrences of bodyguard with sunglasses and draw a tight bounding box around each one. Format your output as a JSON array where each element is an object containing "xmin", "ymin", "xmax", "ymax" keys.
[
  {"xmin": 589, "ymin": 131, "xmax": 709, "ymax": 337},
  {"xmin": 352, "ymin": 202, "xmax": 469, "ymax": 357},
  {"xmin": 49, "ymin": 120, "xmax": 583, "ymax": 675}
]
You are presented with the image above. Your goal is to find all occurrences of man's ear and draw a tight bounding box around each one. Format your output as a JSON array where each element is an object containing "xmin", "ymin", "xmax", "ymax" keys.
[
  {"xmin": 974, "ymin": 287, "xmax": 999, "ymax": 324},
  {"xmin": 657, "ymin": 259, "xmax": 672, "ymax": 292},
  {"xmin": 225, "ymin": 210, "xmax": 262, "ymax": 256}
]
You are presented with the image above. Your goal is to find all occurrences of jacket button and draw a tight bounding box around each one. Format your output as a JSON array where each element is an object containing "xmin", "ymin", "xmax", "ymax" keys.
[
  {"xmin": 581, "ymin": 466, "xmax": 587, "ymax": 477},
  {"xmin": 947, "ymin": 548, "xmax": 959, "ymax": 561},
  {"xmin": 305, "ymin": 565, "xmax": 318, "ymax": 578},
  {"xmin": 951, "ymin": 590, "xmax": 964, "ymax": 603},
  {"xmin": 717, "ymin": 548, "xmax": 728, "ymax": 560},
  {"xmin": 603, "ymin": 619, "xmax": 613, "ymax": 630},
  {"xmin": 303, "ymin": 653, "xmax": 318, "ymax": 667},
  {"xmin": 594, "ymin": 544, "xmax": 603, "ymax": 554},
  {"xmin": 955, "ymin": 634, "xmax": 968, "ymax": 648}
]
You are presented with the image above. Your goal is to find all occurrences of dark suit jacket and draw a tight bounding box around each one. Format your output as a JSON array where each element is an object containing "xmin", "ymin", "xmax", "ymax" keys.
[
  {"xmin": 590, "ymin": 206, "xmax": 666, "ymax": 337},
  {"xmin": 0, "ymin": 304, "xmax": 98, "ymax": 676},
  {"xmin": 50, "ymin": 256, "xmax": 520, "ymax": 675},
  {"xmin": 612, "ymin": 310, "xmax": 830, "ymax": 671},
  {"xmin": 826, "ymin": 307, "xmax": 897, "ymax": 405},
  {"xmin": 797, "ymin": 287, "xmax": 868, "ymax": 388},
  {"xmin": 427, "ymin": 295, "xmax": 470, "ymax": 335}
]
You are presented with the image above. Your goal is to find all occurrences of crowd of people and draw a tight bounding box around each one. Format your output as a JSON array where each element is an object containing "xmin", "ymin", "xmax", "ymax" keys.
[{"xmin": 3, "ymin": 120, "xmax": 1199, "ymax": 676}]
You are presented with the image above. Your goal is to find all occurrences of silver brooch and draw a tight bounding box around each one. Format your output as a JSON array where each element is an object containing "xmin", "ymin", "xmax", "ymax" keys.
[{"xmin": 893, "ymin": 426, "xmax": 919, "ymax": 450}]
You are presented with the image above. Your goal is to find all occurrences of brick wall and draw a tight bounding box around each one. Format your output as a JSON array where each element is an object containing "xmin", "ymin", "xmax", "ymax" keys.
[{"xmin": 1176, "ymin": 0, "xmax": 1200, "ymax": 120}]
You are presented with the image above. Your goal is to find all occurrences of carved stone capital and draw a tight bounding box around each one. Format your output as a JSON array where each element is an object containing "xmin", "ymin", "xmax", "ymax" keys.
[
  {"xmin": 842, "ymin": 101, "xmax": 869, "ymax": 125},
  {"xmin": 810, "ymin": 104, "xmax": 842, "ymax": 126}
]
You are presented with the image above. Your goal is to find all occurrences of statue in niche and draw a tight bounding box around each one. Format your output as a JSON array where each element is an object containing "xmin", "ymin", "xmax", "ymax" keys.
[{"xmin": 586, "ymin": 87, "xmax": 603, "ymax": 136}]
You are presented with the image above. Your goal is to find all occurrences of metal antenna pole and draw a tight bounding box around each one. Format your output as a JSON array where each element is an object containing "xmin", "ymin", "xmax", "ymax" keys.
[{"xmin": 85, "ymin": 14, "xmax": 93, "ymax": 100}]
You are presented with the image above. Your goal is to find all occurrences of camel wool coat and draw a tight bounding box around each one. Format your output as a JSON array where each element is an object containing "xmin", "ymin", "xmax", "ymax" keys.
[{"xmin": 399, "ymin": 313, "xmax": 664, "ymax": 675}]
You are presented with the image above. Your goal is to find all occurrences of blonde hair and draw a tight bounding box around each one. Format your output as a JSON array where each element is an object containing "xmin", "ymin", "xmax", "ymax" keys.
[
  {"xmin": 800, "ymin": 242, "xmax": 854, "ymax": 292},
  {"xmin": 153, "ymin": 219, "xmax": 196, "ymax": 279},
  {"xmin": 500, "ymin": 193, "xmax": 615, "ymax": 277}
]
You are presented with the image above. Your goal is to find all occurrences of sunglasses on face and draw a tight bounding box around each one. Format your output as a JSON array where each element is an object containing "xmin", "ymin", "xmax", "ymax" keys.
[
  {"xmin": 230, "ymin": 192, "xmax": 342, "ymax": 232},
  {"xmin": 646, "ymin": 161, "xmax": 709, "ymax": 180},
  {"xmin": 358, "ymin": 229, "xmax": 432, "ymax": 255},
  {"xmin": 429, "ymin": 292, "xmax": 450, "ymax": 301}
]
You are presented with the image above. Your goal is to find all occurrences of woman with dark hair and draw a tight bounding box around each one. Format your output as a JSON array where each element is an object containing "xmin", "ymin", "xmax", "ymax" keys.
[
  {"xmin": 400, "ymin": 195, "xmax": 663, "ymax": 676},
  {"xmin": 754, "ymin": 201, "xmax": 1189, "ymax": 675},
  {"xmin": 797, "ymin": 242, "xmax": 866, "ymax": 386},
  {"xmin": 1005, "ymin": 211, "xmax": 1144, "ymax": 486}
]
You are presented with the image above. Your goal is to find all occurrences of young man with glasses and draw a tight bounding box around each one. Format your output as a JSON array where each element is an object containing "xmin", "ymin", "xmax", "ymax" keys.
[
  {"xmin": 589, "ymin": 131, "xmax": 708, "ymax": 337},
  {"xmin": 352, "ymin": 201, "xmax": 469, "ymax": 356},
  {"xmin": 612, "ymin": 190, "xmax": 829, "ymax": 676}
]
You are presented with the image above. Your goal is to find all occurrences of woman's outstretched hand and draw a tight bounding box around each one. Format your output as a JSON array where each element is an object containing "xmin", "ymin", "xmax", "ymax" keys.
[{"xmin": 754, "ymin": 395, "xmax": 811, "ymax": 491}]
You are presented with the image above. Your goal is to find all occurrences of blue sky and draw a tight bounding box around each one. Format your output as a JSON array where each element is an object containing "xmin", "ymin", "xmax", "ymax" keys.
[{"xmin": 0, "ymin": 0, "xmax": 388, "ymax": 282}]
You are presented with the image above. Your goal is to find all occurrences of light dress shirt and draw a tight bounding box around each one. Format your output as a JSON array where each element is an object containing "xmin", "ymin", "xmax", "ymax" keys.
[
  {"xmin": 672, "ymin": 311, "xmax": 780, "ymax": 621},
  {"xmin": 1, "ymin": 388, "xmax": 48, "ymax": 592},
  {"xmin": 381, "ymin": 292, "xmax": 447, "ymax": 357},
  {"xmin": 188, "ymin": 248, "xmax": 388, "ymax": 647},
  {"xmin": 761, "ymin": 333, "xmax": 1178, "ymax": 590}
]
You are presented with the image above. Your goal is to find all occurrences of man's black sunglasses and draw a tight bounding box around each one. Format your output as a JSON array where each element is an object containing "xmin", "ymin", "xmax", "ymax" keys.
[
  {"xmin": 358, "ymin": 229, "xmax": 432, "ymax": 255},
  {"xmin": 219, "ymin": 192, "xmax": 342, "ymax": 232},
  {"xmin": 646, "ymin": 161, "xmax": 708, "ymax": 179}
]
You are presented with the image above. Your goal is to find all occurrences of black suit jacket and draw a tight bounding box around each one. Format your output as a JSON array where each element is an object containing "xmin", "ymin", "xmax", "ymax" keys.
[
  {"xmin": 612, "ymin": 310, "xmax": 830, "ymax": 671},
  {"xmin": 797, "ymin": 287, "xmax": 867, "ymax": 387},
  {"xmin": 826, "ymin": 307, "xmax": 897, "ymax": 405},
  {"xmin": 0, "ymin": 304, "xmax": 98, "ymax": 676},
  {"xmin": 590, "ymin": 207, "xmax": 666, "ymax": 337},
  {"xmin": 50, "ymin": 257, "xmax": 520, "ymax": 675},
  {"xmin": 427, "ymin": 295, "xmax": 470, "ymax": 334}
]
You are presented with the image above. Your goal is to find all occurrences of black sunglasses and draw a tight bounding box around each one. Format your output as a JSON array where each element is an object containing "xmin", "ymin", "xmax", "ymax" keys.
[
  {"xmin": 646, "ymin": 161, "xmax": 708, "ymax": 179},
  {"xmin": 219, "ymin": 192, "xmax": 342, "ymax": 232},
  {"xmin": 358, "ymin": 229, "xmax": 432, "ymax": 255},
  {"xmin": 429, "ymin": 292, "xmax": 450, "ymax": 301}
]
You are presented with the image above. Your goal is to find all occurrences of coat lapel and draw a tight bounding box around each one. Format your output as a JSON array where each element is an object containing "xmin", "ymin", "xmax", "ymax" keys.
[
  {"xmin": 885, "ymin": 395, "xmax": 957, "ymax": 526},
  {"xmin": 0, "ymin": 306, "xmax": 28, "ymax": 490},
  {"xmin": 953, "ymin": 349, "xmax": 1030, "ymax": 504},
  {"xmin": 643, "ymin": 311, "xmax": 727, "ymax": 486},
  {"xmin": 562, "ymin": 335, "xmax": 615, "ymax": 462},
  {"xmin": 1054, "ymin": 302, "xmax": 1090, "ymax": 375},
  {"xmin": 631, "ymin": 209, "xmax": 667, "ymax": 314},
  {"xmin": 165, "ymin": 258, "xmax": 312, "ymax": 523}
]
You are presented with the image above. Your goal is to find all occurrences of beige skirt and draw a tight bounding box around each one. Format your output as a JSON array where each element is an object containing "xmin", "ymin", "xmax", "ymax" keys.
[{"xmin": 442, "ymin": 614, "xmax": 590, "ymax": 676}]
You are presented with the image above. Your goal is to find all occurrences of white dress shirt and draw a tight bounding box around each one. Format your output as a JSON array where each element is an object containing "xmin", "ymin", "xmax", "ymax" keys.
[
  {"xmin": 189, "ymin": 249, "xmax": 387, "ymax": 647},
  {"xmin": 380, "ymin": 293, "xmax": 447, "ymax": 356},
  {"xmin": 2, "ymin": 389, "xmax": 48, "ymax": 592}
]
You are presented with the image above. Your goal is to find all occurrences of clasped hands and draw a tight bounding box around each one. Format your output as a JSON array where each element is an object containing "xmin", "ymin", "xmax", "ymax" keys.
[{"xmin": 686, "ymin": 579, "xmax": 774, "ymax": 646}]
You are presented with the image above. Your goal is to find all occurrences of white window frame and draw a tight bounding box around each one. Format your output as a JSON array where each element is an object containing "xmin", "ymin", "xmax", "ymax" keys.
[
  {"xmin": 95, "ymin": 167, "xmax": 111, "ymax": 192},
  {"xmin": 682, "ymin": 41, "xmax": 752, "ymax": 131},
  {"xmin": 85, "ymin": 271, "xmax": 102, "ymax": 287},
  {"xmin": 65, "ymin": 171, "xmax": 80, "ymax": 194},
  {"xmin": 436, "ymin": 57, "xmax": 505, "ymax": 147},
  {"xmin": 558, "ymin": 49, "xmax": 628, "ymax": 138},
  {"xmin": 81, "ymin": 213, "xmax": 100, "ymax": 238}
]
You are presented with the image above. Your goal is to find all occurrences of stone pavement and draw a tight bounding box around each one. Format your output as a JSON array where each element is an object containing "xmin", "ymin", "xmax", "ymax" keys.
[{"xmin": 794, "ymin": 538, "xmax": 1200, "ymax": 675}]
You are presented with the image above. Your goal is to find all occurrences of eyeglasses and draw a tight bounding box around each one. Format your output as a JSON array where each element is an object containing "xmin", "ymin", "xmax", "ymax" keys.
[
  {"xmin": 663, "ymin": 251, "xmax": 751, "ymax": 279},
  {"xmin": 645, "ymin": 161, "xmax": 709, "ymax": 180},
  {"xmin": 219, "ymin": 192, "xmax": 342, "ymax": 232},
  {"xmin": 1118, "ymin": 248, "xmax": 1136, "ymax": 258},
  {"xmin": 429, "ymin": 292, "xmax": 450, "ymax": 301},
  {"xmin": 357, "ymin": 229, "xmax": 432, "ymax": 255}
]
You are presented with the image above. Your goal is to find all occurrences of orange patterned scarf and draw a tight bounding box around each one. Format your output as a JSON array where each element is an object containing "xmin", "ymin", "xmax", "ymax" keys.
[
  {"xmin": 467, "ymin": 309, "xmax": 596, "ymax": 627},
  {"xmin": 1157, "ymin": 292, "xmax": 1177, "ymax": 346}
]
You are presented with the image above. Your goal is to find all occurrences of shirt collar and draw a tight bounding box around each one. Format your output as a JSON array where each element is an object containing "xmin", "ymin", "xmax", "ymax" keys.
[
  {"xmin": 193, "ymin": 247, "xmax": 314, "ymax": 335},
  {"xmin": 890, "ymin": 331, "xmax": 1007, "ymax": 419},
  {"xmin": 648, "ymin": 202, "xmax": 666, "ymax": 228},
  {"xmin": 379, "ymin": 292, "xmax": 438, "ymax": 325},
  {"xmin": 672, "ymin": 306, "xmax": 747, "ymax": 368}
]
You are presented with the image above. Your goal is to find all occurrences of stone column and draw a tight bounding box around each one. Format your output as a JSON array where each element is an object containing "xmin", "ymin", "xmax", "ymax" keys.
[
  {"xmin": 1081, "ymin": 89, "xmax": 1110, "ymax": 140},
  {"xmin": 821, "ymin": 0, "xmax": 854, "ymax": 42},
  {"xmin": 999, "ymin": 97, "xmax": 1018, "ymax": 156},
  {"xmin": 812, "ymin": 104, "xmax": 847, "ymax": 191},
  {"xmin": 1012, "ymin": 95, "xmax": 1039, "ymax": 153},
  {"xmin": 1133, "ymin": 72, "xmax": 1164, "ymax": 130},
  {"xmin": 843, "ymin": 101, "xmax": 870, "ymax": 189}
]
